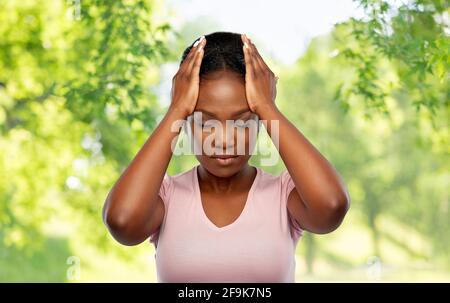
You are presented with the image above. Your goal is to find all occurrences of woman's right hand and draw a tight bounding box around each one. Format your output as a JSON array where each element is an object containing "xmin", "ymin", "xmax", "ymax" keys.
[{"xmin": 169, "ymin": 36, "xmax": 206, "ymax": 117}]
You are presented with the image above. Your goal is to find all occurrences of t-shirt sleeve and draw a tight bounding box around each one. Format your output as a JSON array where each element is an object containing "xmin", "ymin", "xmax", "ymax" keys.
[
  {"xmin": 280, "ymin": 169, "xmax": 304, "ymax": 242},
  {"xmin": 158, "ymin": 172, "xmax": 173, "ymax": 204},
  {"xmin": 149, "ymin": 172, "xmax": 173, "ymax": 246}
]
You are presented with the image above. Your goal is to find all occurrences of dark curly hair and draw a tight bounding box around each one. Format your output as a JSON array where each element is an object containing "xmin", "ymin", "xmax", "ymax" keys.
[{"xmin": 180, "ymin": 31, "xmax": 246, "ymax": 78}]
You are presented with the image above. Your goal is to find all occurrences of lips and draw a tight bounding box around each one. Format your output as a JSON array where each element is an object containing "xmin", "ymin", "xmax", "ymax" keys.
[
  {"xmin": 210, "ymin": 155, "xmax": 239, "ymax": 159},
  {"xmin": 210, "ymin": 155, "xmax": 239, "ymax": 165}
]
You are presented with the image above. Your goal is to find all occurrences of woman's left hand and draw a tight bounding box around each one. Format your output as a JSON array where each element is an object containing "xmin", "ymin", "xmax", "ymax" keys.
[{"xmin": 241, "ymin": 34, "xmax": 278, "ymax": 115}]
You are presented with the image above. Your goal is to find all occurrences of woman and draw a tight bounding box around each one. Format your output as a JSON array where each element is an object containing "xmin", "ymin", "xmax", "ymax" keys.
[{"xmin": 102, "ymin": 31, "xmax": 350, "ymax": 282}]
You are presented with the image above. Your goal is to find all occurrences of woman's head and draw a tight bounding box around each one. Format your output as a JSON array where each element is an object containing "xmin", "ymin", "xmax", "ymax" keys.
[
  {"xmin": 182, "ymin": 32, "xmax": 259, "ymax": 177},
  {"xmin": 180, "ymin": 31, "xmax": 246, "ymax": 78}
]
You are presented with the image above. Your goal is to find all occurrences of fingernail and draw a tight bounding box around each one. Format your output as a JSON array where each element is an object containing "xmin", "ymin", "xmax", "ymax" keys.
[
  {"xmin": 244, "ymin": 42, "xmax": 249, "ymax": 49},
  {"xmin": 197, "ymin": 43, "xmax": 204, "ymax": 52},
  {"xmin": 193, "ymin": 36, "xmax": 204, "ymax": 47}
]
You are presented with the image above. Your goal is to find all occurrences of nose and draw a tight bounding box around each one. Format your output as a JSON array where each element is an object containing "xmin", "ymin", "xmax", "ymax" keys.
[{"xmin": 213, "ymin": 123, "xmax": 235, "ymax": 155}]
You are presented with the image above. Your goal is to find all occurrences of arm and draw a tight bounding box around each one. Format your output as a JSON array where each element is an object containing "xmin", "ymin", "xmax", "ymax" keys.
[
  {"xmin": 260, "ymin": 105, "xmax": 349, "ymax": 234},
  {"xmin": 102, "ymin": 36, "xmax": 207, "ymax": 245},
  {"xmin": 102, "ymin": 108, "xmax": 184, "ymax": 246},
  {"xmin": 241, "ymin": 34, "xmax": 350, "ymax": 234}
]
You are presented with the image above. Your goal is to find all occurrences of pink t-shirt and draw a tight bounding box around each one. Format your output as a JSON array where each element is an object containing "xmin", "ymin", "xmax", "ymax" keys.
[{"xmin": 149, "ymin": 165, "xmax": 304, "ymax": 282}]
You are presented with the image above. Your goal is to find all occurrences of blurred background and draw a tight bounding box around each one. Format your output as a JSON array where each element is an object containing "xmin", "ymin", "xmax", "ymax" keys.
[{"xmin": 0, "ymin": 0, "xmax": 448, "ymax": 282}]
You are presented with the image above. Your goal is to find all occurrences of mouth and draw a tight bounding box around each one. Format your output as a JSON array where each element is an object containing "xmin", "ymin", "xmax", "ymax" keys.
[
  {"xmin": 211, "ymin": 155, "xmax": 239, "ymax": 159},
  {"xmin": 210, "ymin": 155, "xmax": 240, "ymax": 165}
]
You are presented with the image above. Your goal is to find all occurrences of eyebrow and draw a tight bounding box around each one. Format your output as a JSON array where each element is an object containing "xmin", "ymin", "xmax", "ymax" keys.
[{"xmin": 196, "ymin": 108, "xmax": 251, "ymax": 118}]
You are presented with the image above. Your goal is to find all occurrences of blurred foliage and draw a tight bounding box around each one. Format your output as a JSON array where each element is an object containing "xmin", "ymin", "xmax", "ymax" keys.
[
  {"xmin": 0, "ymin": 0, "xmax": 172, "ymax": 263},
  {"xmin": 0, "ymin": 0, "xmax": 448, "ymax": 281},
  {"xmin": 276, "ymin": 31, "xmax": 449, "ymax": 274},
  {"xmin": 334, "ymin": 0, "xmax": 449, "ymax": 119},
  {"xmin": 1, "ymin": 0, "xmax": 171, "ymax": 131}
]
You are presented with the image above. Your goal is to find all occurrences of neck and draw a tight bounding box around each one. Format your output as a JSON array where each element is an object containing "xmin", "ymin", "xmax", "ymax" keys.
[{"xmin": 198, "ymin": 163, "xmax": 255, "ymax": 194}]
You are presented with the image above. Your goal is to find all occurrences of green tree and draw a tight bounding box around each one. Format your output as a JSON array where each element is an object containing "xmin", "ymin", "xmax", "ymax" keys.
[{"xmin": 0, "ymin": 0, "xmax": 171, "ymax": 257}]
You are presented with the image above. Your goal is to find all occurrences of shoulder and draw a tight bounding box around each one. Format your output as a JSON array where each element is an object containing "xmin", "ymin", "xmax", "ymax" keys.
[
  {"xmin": 159, "ymin": 166, "xmax": 196, "ymax": 203},
  {"xmin": 256, "ymin": 167, "xmax": 296, "ymax": 199},
  {"xmin": 256, "ymin": 167, "xmax": 291, "ymax": 187},
  {"xmin": 255, "ymin": 167, "xmax": 277, "ymax": 187},
  {"xmin": 174, "ymin": 165, "xmax": 197, "ymax": 185}
]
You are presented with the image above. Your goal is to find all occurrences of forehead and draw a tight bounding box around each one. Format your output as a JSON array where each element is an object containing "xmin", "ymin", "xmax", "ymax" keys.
[{"xmin": 196, "ymin": 70, "xmax": 248, "ymax": 117}]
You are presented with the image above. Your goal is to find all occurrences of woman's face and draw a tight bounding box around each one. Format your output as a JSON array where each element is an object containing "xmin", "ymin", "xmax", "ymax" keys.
[{"xmin": 187, "ymin": 70, "xmax": 259, "ymax": 178}]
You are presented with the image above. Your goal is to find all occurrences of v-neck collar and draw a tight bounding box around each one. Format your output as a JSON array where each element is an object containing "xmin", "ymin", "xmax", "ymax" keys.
[{"xmin": 194, "ymin": 165, "xmax": 260, "ymax": 232}]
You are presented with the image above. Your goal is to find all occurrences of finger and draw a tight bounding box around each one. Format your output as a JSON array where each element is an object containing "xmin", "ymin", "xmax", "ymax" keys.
[
  {"xmin": 242, "ymin": 34, "xmax": 256, "ymax": 78},
  {"xmin": 181, "ymin": 36, "xmax": 204, "ymax": 72},
  {"xmin": 253, "ymin": 43, "xmax": 271, "ymax": 72},
  {"xmin": 190, "ymin": 40, "xmax": 205, "ymax": 78},
  {"xmin": 243, "ymin": 34, "xmax": 260, "ymax": 77},
  {"xmin": 187, "ymin": 37, "xmax": 206, "ymax": 72},
  {"xmin": 249, "ymin": 39, "xmax": 278, "ymax": 84},
  {"xmin": 244, "ymin": 35, "xmax": 264, "ymax": 75},
  {"xmin": 247, "ymin": 37, "xmax": 268, "ymax": 74},
  {"xmin": 182, "ymin": 44, "xmax": 197, "ymax": 67}
]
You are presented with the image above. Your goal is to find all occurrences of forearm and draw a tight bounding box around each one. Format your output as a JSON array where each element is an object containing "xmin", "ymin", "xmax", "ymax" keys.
[
  {"xmin": 103, "ymin": 107, "xmax": 187, "ymax": 227},
  {"xmin": 258, "ymin": 104, "xmax": 349, "ymax": 209}
]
